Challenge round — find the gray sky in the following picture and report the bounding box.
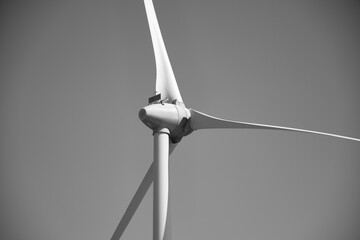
[1,0,360,239]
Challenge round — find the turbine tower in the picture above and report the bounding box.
[111,1,360,239]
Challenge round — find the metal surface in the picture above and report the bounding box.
[153,128,171,240]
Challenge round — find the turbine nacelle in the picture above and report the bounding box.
[139,103,193,143]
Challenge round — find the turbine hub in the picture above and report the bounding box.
[139,103,193,143]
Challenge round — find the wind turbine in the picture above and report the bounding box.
[111,0,360,239]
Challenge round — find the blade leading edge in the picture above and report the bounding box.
[190,109,360,142]
[144,0,183,103]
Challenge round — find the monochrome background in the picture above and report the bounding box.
[1,0,360,239]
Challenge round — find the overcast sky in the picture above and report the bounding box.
[1,0,360,239]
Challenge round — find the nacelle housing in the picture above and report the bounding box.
[139,103,193,143]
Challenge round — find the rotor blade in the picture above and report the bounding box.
[111,143,177,240]
[189,109,360,142]
[144,0,183,103]
[111,162,153,240]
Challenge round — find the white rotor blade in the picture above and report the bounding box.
[111,143,177,240]
[111,162,153,240]
[144,0,183,103]
[190,109,360,142]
